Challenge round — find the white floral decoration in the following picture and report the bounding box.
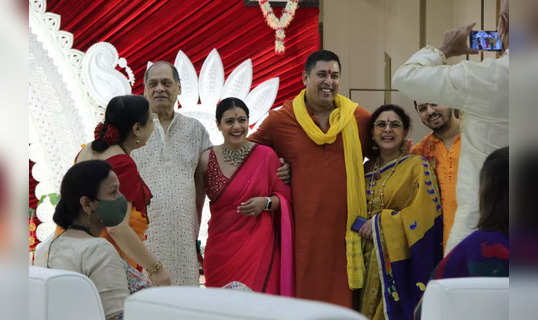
[258,0,300,54]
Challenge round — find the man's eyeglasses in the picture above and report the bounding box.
[374,120,403,129]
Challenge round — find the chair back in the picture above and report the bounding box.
[124,286,367,320]
[29,266,105,320]
[421,277,509,320]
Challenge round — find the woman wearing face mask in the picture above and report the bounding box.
[356,104,443,320]
[35,160,129,320]
[73,95,170,286]
[196,97,294,296]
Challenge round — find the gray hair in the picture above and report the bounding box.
[144,61,180,84]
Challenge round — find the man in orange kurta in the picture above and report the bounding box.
[410,101,461,251]
[249,50,370,308]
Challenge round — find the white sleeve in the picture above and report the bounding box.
[392,45,499,114]
[82,240,129,320]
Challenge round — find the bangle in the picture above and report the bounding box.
[146,261,163,275]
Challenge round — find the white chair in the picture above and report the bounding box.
[29,266,105,320]
[421,277,509,320]
[124,286,367,320]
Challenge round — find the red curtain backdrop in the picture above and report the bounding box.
[30,0,319,249]
[47,0,320,106]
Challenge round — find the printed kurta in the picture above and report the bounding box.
[249,100,370,308]
[132,112,211,285]
[411,133,461,251]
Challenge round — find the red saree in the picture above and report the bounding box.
[203,145,294,296]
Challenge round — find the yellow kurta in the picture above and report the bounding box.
[359,155,443,320]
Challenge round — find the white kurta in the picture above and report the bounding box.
[392,46,508,253]
[132,112,211,285]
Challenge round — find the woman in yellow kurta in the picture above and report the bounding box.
[357,105,443,320]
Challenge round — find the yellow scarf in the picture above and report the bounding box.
[292,89,367,289]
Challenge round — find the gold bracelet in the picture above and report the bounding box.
[146,261,163,275]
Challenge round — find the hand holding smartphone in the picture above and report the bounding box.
[351,217,368,232]
[469,30,503,51]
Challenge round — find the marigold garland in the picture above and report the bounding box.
[258,0,300,54]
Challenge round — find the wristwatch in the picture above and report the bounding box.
[264,197,272,211]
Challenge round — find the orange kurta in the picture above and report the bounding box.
[249,100,370,308]
[411,133,461,251]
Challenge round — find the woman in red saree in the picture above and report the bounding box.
[198,97,294,296]
[74,95,170,286]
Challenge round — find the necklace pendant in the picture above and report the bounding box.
[222,143,250,167]
[374,172,381,180]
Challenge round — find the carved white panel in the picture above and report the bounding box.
[82,42,132,107]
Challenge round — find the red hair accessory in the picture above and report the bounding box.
[94,122,120,145]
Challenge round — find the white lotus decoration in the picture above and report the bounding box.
[148,48,279,145]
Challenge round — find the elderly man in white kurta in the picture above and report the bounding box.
[392,2,509,253]
[132,61,211,285]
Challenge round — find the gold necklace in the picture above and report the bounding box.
[366,154,404,217]
[222,142,250,167]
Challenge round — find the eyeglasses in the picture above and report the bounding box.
[374,120,403,129]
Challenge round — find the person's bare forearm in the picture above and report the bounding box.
[194,167,206,225]
[107,223,158,269]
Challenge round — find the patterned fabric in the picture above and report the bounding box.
[132,112,211,286]
[120,259,152,293]
[411,133,461,251]
[432,230,509,279]
[360,155,443,320]
[222,281,253,292]
[205,148,229,201]
[393,46,508,253]
[414,230,508,320]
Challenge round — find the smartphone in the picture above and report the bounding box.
[351,217,368,232]
[469,30,503,51]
